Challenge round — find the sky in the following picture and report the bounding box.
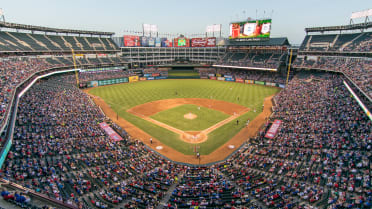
[1,0,371,44]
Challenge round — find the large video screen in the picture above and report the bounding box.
[229,19,271,40]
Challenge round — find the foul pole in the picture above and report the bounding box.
[286,49,293,86]
[71,48,80,88]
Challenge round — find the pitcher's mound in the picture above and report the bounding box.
[184,113,197,120]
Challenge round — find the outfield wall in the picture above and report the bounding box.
[84,74,286,88]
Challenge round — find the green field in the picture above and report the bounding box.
[167,70,200,78]
[150,104,229,131]
[89,79,280,155]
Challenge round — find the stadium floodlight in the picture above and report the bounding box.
[350,9,372,24]
[0,8,4,22]
[351,9,372,19]
[143,23,158,37]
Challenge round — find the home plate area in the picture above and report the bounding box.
[184,112,197,120]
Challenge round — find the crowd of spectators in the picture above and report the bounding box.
[1,75,186,209]
[1,70,369,209]
[342,32,372,52]
[299,32,372,53]
[293,56,372,98]
[216,52,285,70]
[0,57,57,125]
[216,68,287,84]
[78,69,135,83]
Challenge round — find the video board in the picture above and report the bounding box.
[229,19,271,40]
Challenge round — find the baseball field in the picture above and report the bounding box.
[87,79,279,163]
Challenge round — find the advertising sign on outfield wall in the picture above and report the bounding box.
[254,81,265,85]
[225,77,235,82]
[245,80,254,84]
[129,76,139,82]
[144,73,152,77]
[209,76,217,80]
[152,73,160,77]
[217,77,225,81]
[140,77,147,81]
[147,77,155,80]
[235,78,244,83]
[266,82,276,86]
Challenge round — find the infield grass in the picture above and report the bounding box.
[150,104,230,131]
[89,79,280,155]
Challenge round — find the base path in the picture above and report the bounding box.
[85,90,275,165]
[127,98,250,143]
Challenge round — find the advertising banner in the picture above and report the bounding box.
[152,73,160,77]
[88,81,99,87]
[140,36,149,47]
[217,77,225,81]
[122,77,129,83]
[191,38,207,47]
[147,77,155,80]
[266,82,276,86]
[140,77,147,81]
[124,35,140,47]
[225,77,235,82]
[155,76,167,80]
[224,75,233,78]
[174,38,190,47]
[200,76,208,79]
[209,76,217,80]
[191,37,216,47]
[161,38,168,47]
[265,120,282,139]
[229,19,271,40]
[99,122,123,142]
[144,73,152,77]
[245,80,254,84]
[208,74,215,77]
[279,84,285,88]
[148,37,156,47]
[206,37,216,47]
[155,38,161,47]
[235,78,244,83]
[216,73,222,77]
[129,76,139,82]
[254,81,265,85]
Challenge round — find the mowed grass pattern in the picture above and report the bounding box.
[89,79,280,155]
[150,104,230,131]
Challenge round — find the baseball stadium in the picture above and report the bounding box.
[0,2,371,209]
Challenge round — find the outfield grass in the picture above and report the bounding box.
[168,70,200,78]
[89,79,280,155]
[150,104,230,131]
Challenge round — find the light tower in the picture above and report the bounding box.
[0,8,5,22]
